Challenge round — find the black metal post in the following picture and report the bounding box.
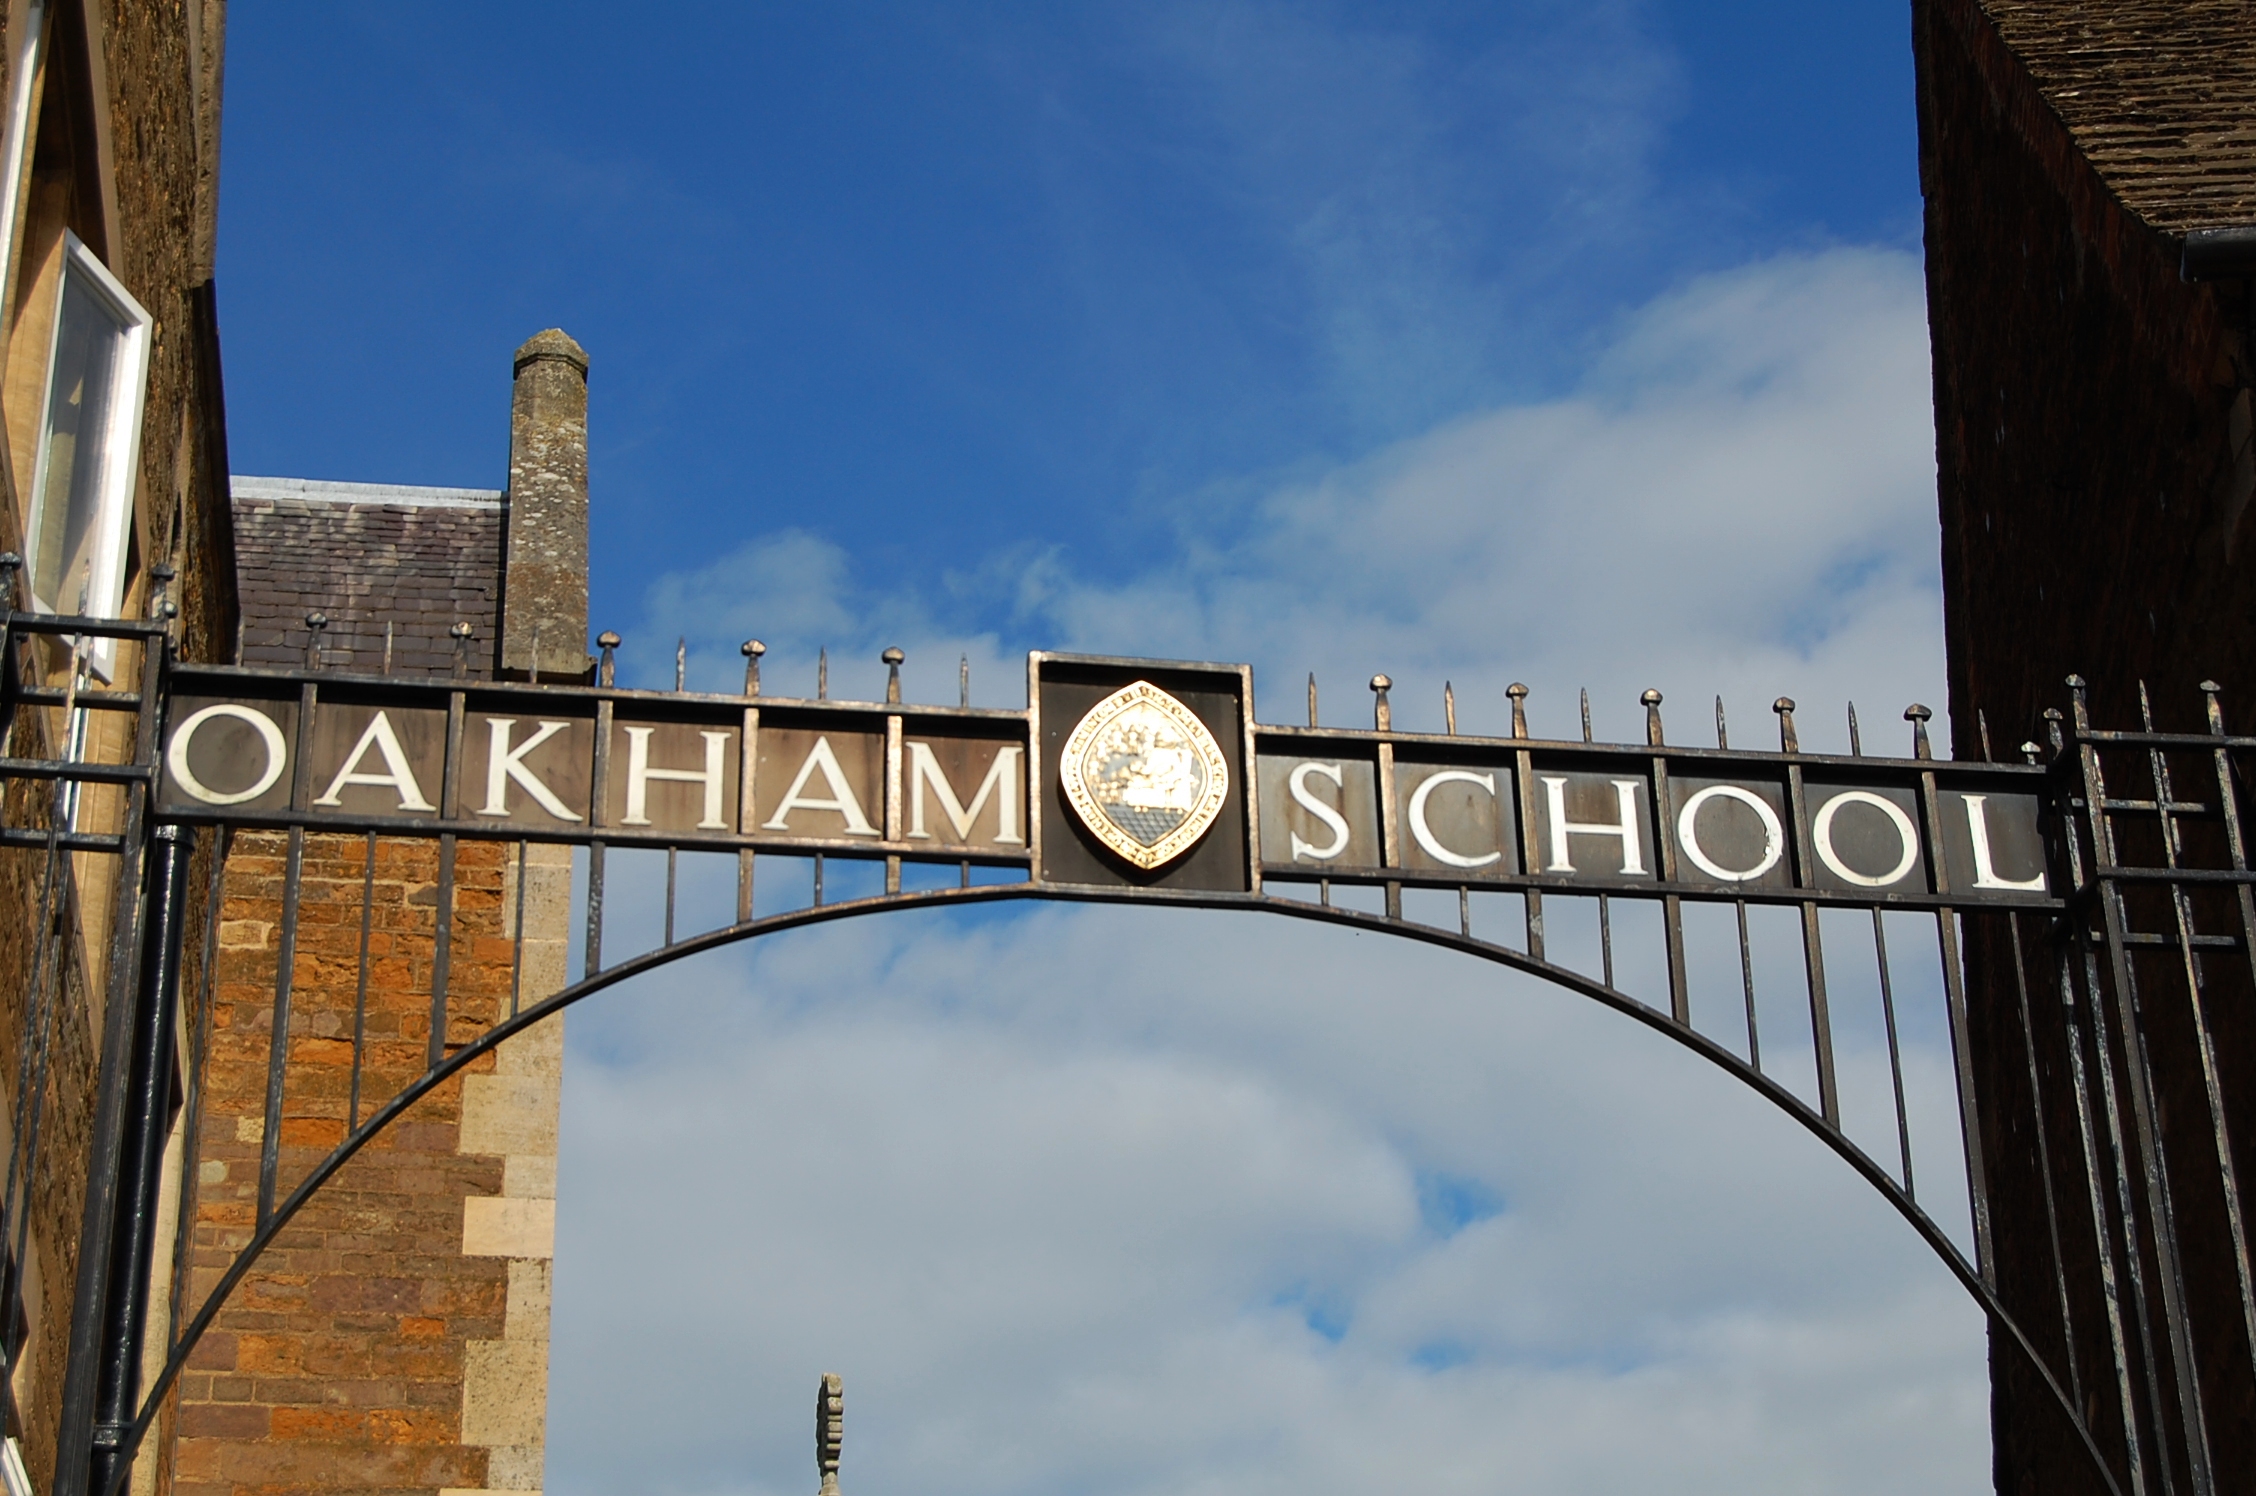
[86,824,190,1495]
[51,636,165,1496]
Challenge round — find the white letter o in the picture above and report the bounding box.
[1676,785,1784,882]
[167,704,288,806]
[1812,791,1921,887]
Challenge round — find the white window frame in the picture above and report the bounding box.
[0,0,49,300]
[26,229,152,679]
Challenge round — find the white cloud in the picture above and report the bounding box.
[550,909,1985,1496]
[637,246,1942,750]
[555,245,1983,1495]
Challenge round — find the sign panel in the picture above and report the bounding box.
[901,732,1025,851]
[1034,656,1251,891]
[1396,760,1519,874]
[462,713,597,827]
[155,656,2055,906]
[1255,753,1379,869]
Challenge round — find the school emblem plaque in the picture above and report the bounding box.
[1059,681,1231,869]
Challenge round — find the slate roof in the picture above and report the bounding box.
[230,476,503,678]
[1982,0,2256,233]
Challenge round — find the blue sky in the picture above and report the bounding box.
[218,6,1981,1495]
[219,1,1918,637]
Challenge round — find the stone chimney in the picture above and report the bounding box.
[500,328,591,679]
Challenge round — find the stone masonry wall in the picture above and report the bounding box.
[172,831,568,1496]
[0,0,231,1487]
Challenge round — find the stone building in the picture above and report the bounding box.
[169,333,590,1496]
[1914,2,2256,1491]
[0,0,234,1492]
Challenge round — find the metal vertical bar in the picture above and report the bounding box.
[258,830,303,1226]
[738,703,760,925]
[1872,909,1913,1194]
[664,846,678,948]
[1736,899,1761,1071]
[253,677,319,1232]
[2009,909,2085,1416]
[586,843,608,975]
[1935,910,2000,1279]
[1777,699,1839,1127]
[1647,692,1690,1022]
[885,712,903,895]
[88,823,191,1494]
[1509,684,1543,961]
[586,694,614,976]
[1916,741,1993,1279]
[1374,677,1401,921]
[1581,690,1614,987]
[427,687,468,1068]
[2201,679,2256,1001]
[2142,688,2256,1374]
[1599,898,1615,991]
[428,836,457,1069]
[53,629,165,1496]
[348,831,375,1128]
[2051,731,2155,1495]
[2074,679,2214,1491]
[2082,930,2179,1496]
[509,839,529,1018]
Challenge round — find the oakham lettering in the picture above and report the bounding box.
[314,711,436,812]
[150,657,2051,905]
[1285,761,1351,862]
[622,725,732,829]
[480,718,581,821]
[763,736,879,836]
[905,741,1022,844]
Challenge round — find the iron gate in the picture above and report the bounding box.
[0,594,2249,1496]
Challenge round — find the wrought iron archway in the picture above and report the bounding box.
[5,602,2251,1496]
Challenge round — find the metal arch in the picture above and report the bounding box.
[109,881,2122,1496]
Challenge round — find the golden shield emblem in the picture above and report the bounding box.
[1060,681,1230,869]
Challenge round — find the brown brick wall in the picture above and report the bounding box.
[1916,2,2256,1491]
[1920,0,2250,747]
[175,831,550,1496]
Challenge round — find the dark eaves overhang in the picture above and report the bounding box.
[2183,225,2256,282]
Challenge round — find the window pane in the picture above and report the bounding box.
[32,268,123,612]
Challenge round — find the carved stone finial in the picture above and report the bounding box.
[816,1373,844,1496]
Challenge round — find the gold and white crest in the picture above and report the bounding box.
[1059,681,1230,869]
